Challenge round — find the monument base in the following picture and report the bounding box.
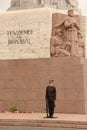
[0,57,87,114]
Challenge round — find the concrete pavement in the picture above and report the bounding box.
[0,113,87,129]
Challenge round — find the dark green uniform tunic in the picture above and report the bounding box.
[45,86,56,118]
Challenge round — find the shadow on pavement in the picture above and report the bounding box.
[43,117,58,119]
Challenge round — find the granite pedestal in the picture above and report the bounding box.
[0,57,86,114]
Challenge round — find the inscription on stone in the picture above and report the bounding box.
[7,30,33,45]
[0,8,51,59]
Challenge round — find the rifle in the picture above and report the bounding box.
[46,100,49,118]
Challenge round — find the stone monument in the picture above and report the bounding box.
[0,0,87,114]
[8,0,79,10]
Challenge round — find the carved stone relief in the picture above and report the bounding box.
[51,9,85,57]
[8,0,79,11]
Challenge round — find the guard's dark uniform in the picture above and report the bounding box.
[45,85,56,118]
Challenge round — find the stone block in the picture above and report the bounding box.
[0,8,54,59]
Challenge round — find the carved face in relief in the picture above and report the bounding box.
[68,9,74,17]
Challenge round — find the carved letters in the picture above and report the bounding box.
[7,30,33,45]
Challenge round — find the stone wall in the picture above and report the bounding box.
[0,8,53,59]
[0,8,86,59]
[0,57,86,114]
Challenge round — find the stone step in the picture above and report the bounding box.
[0,119,87,129]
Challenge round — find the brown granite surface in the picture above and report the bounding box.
[0,57,86,114]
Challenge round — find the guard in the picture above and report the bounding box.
[45,80,56,118]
